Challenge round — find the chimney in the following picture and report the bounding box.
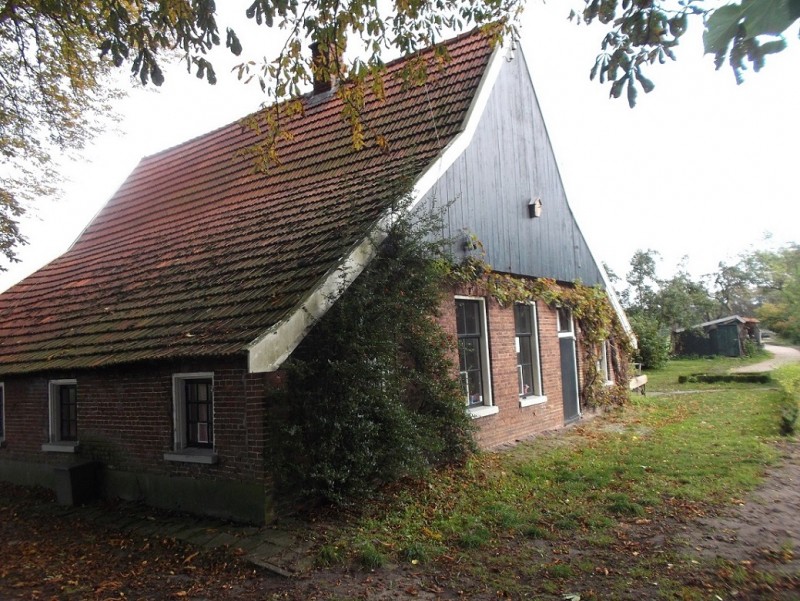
[310,39,344,95]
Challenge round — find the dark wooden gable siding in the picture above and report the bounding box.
[423,48,603,285]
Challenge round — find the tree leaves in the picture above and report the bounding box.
[583,0,695,106]
[704,0,799,82]
[583,0,798,103]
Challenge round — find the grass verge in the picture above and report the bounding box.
[315,357,787,599]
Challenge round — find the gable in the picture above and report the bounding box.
[421,48,604,286]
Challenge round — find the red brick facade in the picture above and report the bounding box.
[0,357,275,479]
[441,284,611,449]
[0,286,621,521]
[0,356,285,521]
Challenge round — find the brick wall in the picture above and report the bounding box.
[442,283,580,449]
[0,356,278,484]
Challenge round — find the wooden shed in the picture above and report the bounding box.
[672,316,761,357]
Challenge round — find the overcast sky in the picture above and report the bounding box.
[1,4,797,293]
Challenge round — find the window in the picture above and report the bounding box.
[185,379,213,448]
[515,303,546,407]
[0,382,4,442]
[44,379,79,452]
[165,373,218,464]
[598,341,613,384]
[557,307,573,334]
[455,298,496,417]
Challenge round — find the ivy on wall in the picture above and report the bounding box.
[447,252,634,408]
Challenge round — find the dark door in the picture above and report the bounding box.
[718,325,741,356]
[557,308,580,423]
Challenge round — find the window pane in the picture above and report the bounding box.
[517,334,533,396]
[462,365,482,406]
[459,338,481,371]
[458,337,483,405]
[196,423,209,444]
[514,304,531,335]
[456,300,467,335]
[185,379,213,448]
[456,300,481,336]
[456,300,487,406]
[558,308,572,333]
[59,384,78,442]
[519,364,534,396]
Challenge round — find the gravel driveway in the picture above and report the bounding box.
[730,344,800,373]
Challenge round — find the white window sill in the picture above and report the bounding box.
[42,441,80,453]
[164,449,218,464]
[603,380,615,387]
[519,395,548,408]
[468,405,499,419]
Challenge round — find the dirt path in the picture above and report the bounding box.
[680,439,800,587]
[731,344,800,373]
[681,345,800,593]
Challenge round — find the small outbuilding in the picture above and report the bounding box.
[672,315,761,358]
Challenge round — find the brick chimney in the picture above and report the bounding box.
[310,39,344,95]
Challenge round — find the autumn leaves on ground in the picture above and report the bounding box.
[2,355,799,600]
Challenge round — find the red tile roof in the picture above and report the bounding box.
[0,28,497,375]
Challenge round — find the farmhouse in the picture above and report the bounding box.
[0,28,631,523]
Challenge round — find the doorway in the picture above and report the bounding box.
[557,307,580,423]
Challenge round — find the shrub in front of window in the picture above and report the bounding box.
[271,204,474,505]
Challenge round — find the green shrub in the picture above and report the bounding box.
[316,544,343,567]
[680,373,771,384]
[270,204,474,505]
[402,541,435,564]
[457,526,491,549]
[781,405,799,436]
[605,493,645,517]
[629,314,670,369]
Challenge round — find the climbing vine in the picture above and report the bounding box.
[447,251,634,409]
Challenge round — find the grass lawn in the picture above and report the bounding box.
[314,353,793,599]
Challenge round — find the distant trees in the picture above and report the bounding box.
[724,244,800,343]
[615,242,800,364]
[621,249,715,331]
[616,250,715,368]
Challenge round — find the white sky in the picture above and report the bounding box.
[1,3,798,292]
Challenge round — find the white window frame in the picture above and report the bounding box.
[515,302,548,408]
[455,296,497,419]
[557,306,574,335]
[557,307,582,420]
[164,372,218,464]
[598,341,614,385]
[0,382,5,443]
[42,379,79,453]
